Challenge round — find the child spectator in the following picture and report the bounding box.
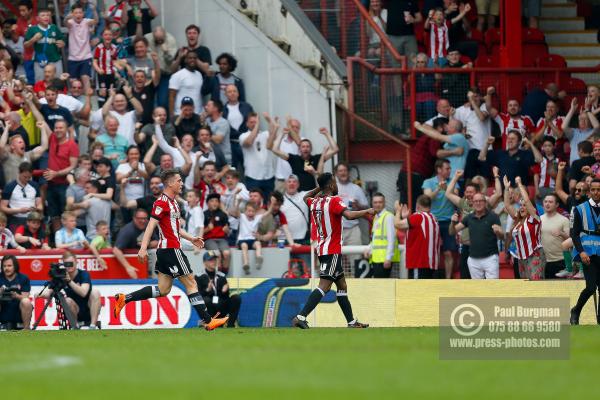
[65,2,97,91]
[424,4,470,66]
[181,189,204,251]
[533,136,559,202]
[93,28,119,105]
[14,211,50,250]
[231,201,263,275]
[24,8,65,82]
[55,211,87,249]
[0,212,26,252]
[203,193,231,273]
[90,220,111,251]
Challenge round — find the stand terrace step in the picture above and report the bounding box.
[565,56,600,68]
[541,3,577,18]
[540,17,585,31]
[549,44,600,58]
[545,30,598,45]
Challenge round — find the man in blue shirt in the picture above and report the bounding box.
[422,158,458,278]
[0,255,33,330]
[478,130,542,185]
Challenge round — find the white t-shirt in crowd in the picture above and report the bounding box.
[226,103,243,131]
[181,203,204,249]
[169,68,203,115]
[238,213,263,241]
[40,93,84,114]
[454,102,491,151]
[239,130,276,180]
[276,134,300,180]
[337,179,368,229]
[540,212,570,262]
[110,110,137,145]
[281,190,309,240]
[222,182,250,231]
[115,162,146,200]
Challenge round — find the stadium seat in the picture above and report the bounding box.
[484,28,501,50]
[522,43,549,62]
[537,54,567,68]
[522,27,546,44]
[474,54,499,68]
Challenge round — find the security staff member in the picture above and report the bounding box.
[195,251,241,327]
[364,193,399,278]
[0,255,33,330]
[570,178,600,325]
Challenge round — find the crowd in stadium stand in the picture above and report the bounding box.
[0,0,597,287]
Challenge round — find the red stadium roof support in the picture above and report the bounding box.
[500,0,522,68]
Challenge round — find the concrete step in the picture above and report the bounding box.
[549,44,600,57]
[540,17,585,31]
[565,56,600,67]
[541,3,577,18]
[543,0,571,4]
[545,30,598,45]
[571,72,600,84]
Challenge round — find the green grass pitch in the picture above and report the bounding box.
[2,327,599,399]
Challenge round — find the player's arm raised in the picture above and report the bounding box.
[138,218,159,263]
[343,207,375,220]
[303,186,321,205]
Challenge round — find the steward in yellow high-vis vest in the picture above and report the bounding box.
[368,194,399,278]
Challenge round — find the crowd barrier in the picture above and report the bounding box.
[28,278,594,330]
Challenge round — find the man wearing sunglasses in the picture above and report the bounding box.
[0,161,42,230]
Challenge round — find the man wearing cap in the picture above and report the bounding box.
[173,96,202,141]
[0,162,43,230]
[195,250,241,327]
[169,51,203,117]
[203,193,231,273]
[14,211,50,250]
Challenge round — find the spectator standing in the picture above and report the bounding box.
[124,37,158,81]
[522,83,562,124]
[223,84,254,173]
[532,136,559,202]
[93,28,119,106]
[240,112,277,197]
[221,170,249,244]
[0,162,42,228]
[137,107,175,163]
[77,180,112,241]
[563,98,600,165]
[173,96,202,140]
[422,159,457,278]
[394,196,440,279]
[195,251,242,327]
[539,193,570,279]
[64,2,97,91]
[15,0,38,84]
[24,8,65,82]
[125,0,158,37]
[281,174,309,244]
[257,192,295,247]
[209,53,245,104]
[488,97,536,150]
[423,5,470,66]
[96,115,129,167]
[145,26,178,110]
[169,52,203,117]
[230,201,264,274]
[335,162,369,252]
[0,212,26,252]
[54,211,87,250]
[130,55,161,125]
[116,145,148,222]
[120,175,164,216]
[0,119,48,184]
[503,176,545,280]
[90,220,111,253]
[170,24,212,76]
[65,167,91,233]
[385,0,422,60]
[455,87,491,179]
[450,192,504,279]
[14,211,50,250]
[532,99,566,161]
[476,0,499,31]
[414,119,468,175]
[364,193,399,278]
[102,86,144,145]
[181,189,204,250]
[269,127,338,192]
[205,99,232,165]
[425,98,452,126]
[479,131,543,185]
[568,141,595,190]
[203,193,231,274]
[439,48,471,108]
[274,118,301,192]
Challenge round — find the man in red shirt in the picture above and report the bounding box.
[113,169,228,330]
[394,195,440,279]
[44,119,78,231]
[293,173,373,329]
